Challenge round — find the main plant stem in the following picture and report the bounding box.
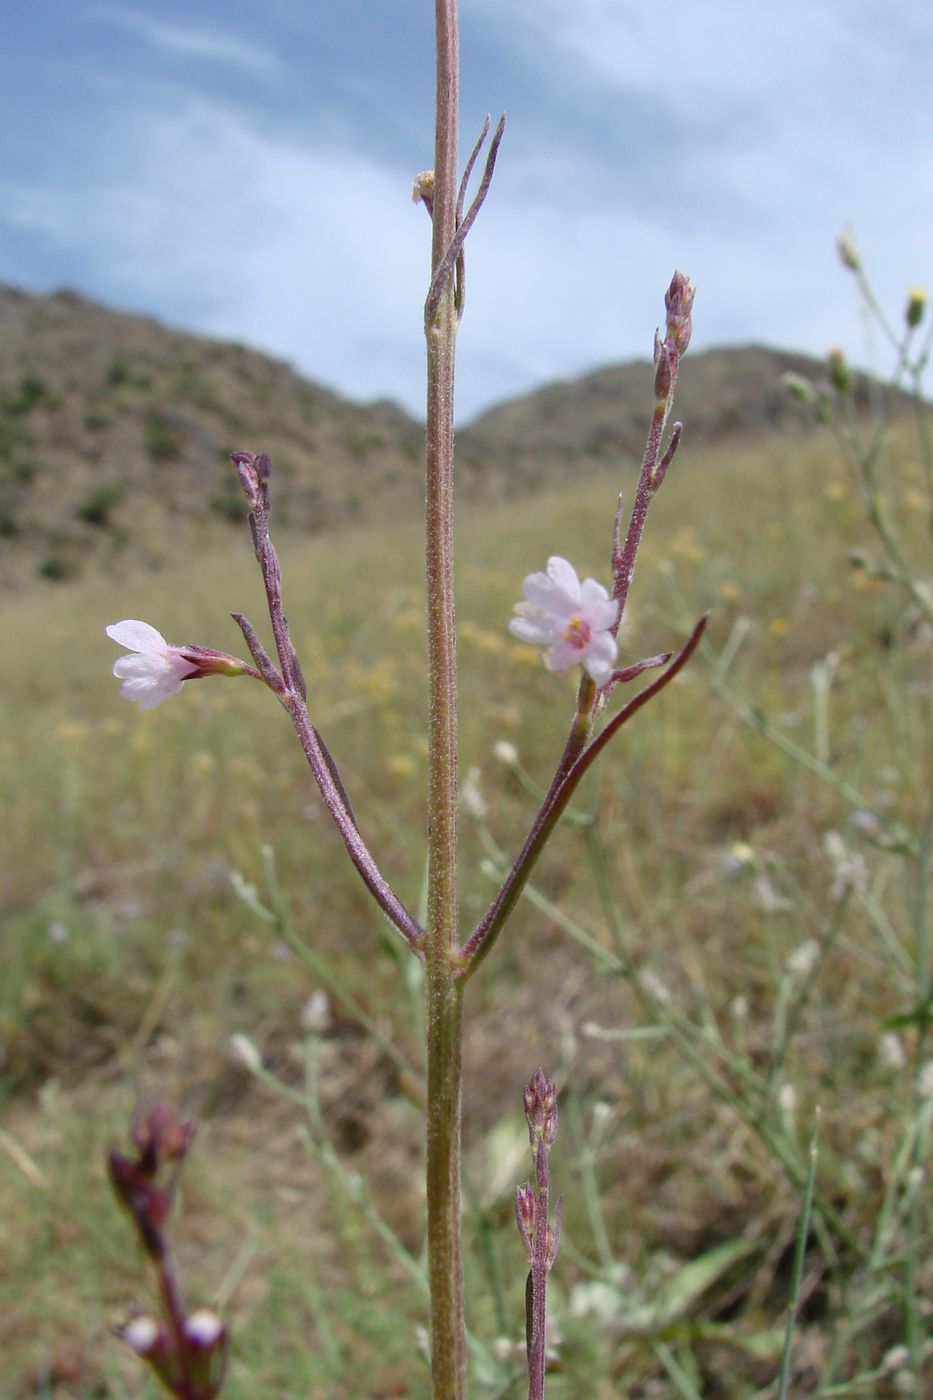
[424,2,465,1395]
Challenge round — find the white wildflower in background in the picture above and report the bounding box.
[850,808,882,840]
[878,1032,907,1072]
[300,990,331,1034]
[882,1345,910,1375]
[492,739,519,767]
[509,556,619,685]
[918,1060,933,1101]
[721,841,756,878]
[787,939,820,979]
[461,766,488,820]
[778,1082,797,1118]
[639,968,672,1006]
[823,829,868,900]
[229,1033,262,1074]
[106,620,200,710]
[753,873,791,913]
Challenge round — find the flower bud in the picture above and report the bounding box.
[653,340,674,403]
[515,1182,537,1259]
[118,1315,179,1391]
[120,1315,163,1357]
[782,372,817,403]
[905,286,927,329]
[664,270,695,356]
[180,645,254,680]
[231,450,262,506]
[412,169,435,216]
[836,233,861,272]
[182,1309,229,1396]
[827,346,851,394]
[523,1068,559,1150]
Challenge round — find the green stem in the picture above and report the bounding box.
[424,2,465,1393]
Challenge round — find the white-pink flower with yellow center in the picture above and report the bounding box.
[106,620,201,710]
[509,556,619,686]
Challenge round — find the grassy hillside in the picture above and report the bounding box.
[0,282,860,591]
[455,343,824,494]
[1,381,930,1395]
[0,284,423,588]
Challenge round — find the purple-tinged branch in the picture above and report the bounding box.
[285,698,424,950]
[458,616,707,974]
[230,612,285,694]
[611,399,679,628]
[230,452,423,953]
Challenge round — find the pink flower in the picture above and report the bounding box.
[509,557,619,686]
[106,620,200,710]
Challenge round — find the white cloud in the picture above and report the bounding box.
[1,97,433,409]
[90,5,282,75]
[3,4,931,419]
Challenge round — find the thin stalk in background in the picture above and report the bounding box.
[516,1071,561,1400]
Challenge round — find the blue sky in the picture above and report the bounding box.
[3,1,931,419]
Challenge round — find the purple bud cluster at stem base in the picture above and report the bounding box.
[109,1107,228,1400]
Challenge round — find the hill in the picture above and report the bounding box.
[455,344,823,492]
[0,283,838,587]
[0,284,423,587]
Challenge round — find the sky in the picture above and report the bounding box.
[3,1,931,421]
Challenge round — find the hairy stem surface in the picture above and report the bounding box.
[424,2,465,1394]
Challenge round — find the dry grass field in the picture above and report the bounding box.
[1,399,930,1395]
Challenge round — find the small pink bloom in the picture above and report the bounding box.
[509,557,618,686]
[106,620,200,710]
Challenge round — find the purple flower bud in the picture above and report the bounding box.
[654,341,675,403]
[523,1069,559,1149]
[182,1309,229,1397]
[515,1183,537,1260]
[664,271,695,357]
[231,450,262,505]
[120,1315,163,1358]
[117,1315,179,1391]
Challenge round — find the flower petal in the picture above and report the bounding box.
[583,632,618,686]
[546,556,583,604]
[521,569,561,612]
[106,620,168,654]
[509,613,557,645]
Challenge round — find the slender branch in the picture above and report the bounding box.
[612,405,679,625]
[456,116,491,225]
[286,696,425,950]
[458,616,707,973]
[231,453,424,951]
[230,611,285,693]
[425,113,506,327]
